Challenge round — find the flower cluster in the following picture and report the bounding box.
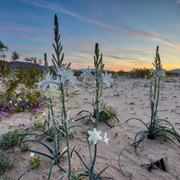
[0,92,46,119]
[38,66,77,91]
[88,128,109,145]
[81,69,113,87]
[101,71,113,87]
[150,69,166,77]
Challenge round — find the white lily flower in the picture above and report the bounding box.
[55,66,76,84]
[88,128,103,145]
[30,153,35,158]
[102,133,109,145]
[157,69,166,77]
[81,68,94,81]
[37,72,59,90]
[150,68,166,77]
[101,71,113,87]
[69,74,77,85]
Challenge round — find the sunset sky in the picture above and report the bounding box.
[0,0,180,71]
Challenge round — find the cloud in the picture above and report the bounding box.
[20,0,177,47]
[124,27,176,47]
[0,21,52,32]
[20,34,51,43]
[104,54,147,63]
[176,0,180,3]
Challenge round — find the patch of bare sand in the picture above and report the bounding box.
[1,77,180,180]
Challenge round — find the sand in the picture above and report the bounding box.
[0,76,180,180]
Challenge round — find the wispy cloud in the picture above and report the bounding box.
[124,27,176,47]
[176,0,180,3]
[20,0,177,47]
[20,34,51,43]
[0,21,52,32]
[104,54,147,63]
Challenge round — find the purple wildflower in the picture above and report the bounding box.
[9,106,14,111]
[40,102,46,110]
[10,96,13,100]
[30,103,33,107]
[35,108,40,113]
[7,114,12,119]
[18,123,26,127]
[26,105,29,109]
[0,107,4,111]
[41,102,46,106]
[20,102,25,106]
[6,102,9,105]
[0,111,4,115]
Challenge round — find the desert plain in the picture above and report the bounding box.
[0,76,180,180]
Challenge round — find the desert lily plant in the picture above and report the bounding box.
[76,43,119,128]
[19,14,109,180]
[19,14,78,179]
[118,46,180,175]
[73,43,112,179]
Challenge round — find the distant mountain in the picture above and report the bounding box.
[170,69,180,74]
[1,60,180,74]
[74,68,96,72]
[0,60,45,71]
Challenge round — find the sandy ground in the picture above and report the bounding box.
[0,76,180,180]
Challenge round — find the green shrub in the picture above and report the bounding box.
[0,130,25,150]
[0,149,12,176]
[0,61,12,78]
[99,105,118,121]
[2,63,42,98]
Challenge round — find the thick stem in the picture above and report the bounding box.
[60,82,71,178]
[49,97,59,163]
[95,71,100,129]
[154,77,160,116]
[89,144,97,180]
[89,70,100,180]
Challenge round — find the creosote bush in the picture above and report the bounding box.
[0,61,12,78]
[2,63,42,98]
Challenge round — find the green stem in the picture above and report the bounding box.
[150,87,154,131]
[60,81,71,178]
[154,76,160,117]
[89,144,97,180]
[49,97,59,163]
[95,71,100,129]
[89,69,100,180]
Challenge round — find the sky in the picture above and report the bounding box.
[0,0,180,71]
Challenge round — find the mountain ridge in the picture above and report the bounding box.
[0,60,180,73]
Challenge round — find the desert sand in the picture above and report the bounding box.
[0,76,180,180]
